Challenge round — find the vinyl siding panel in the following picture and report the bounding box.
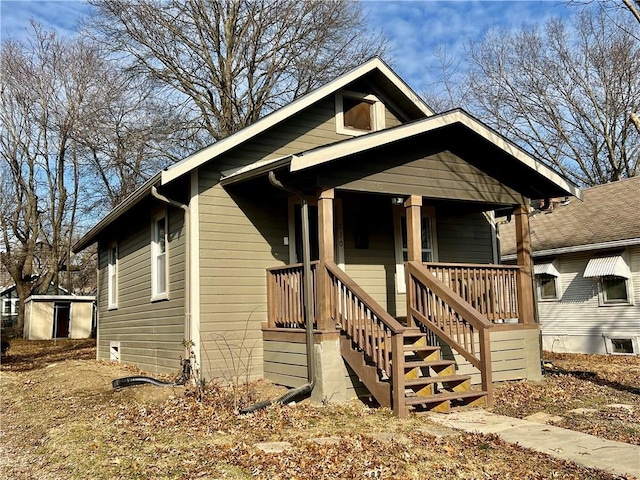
[323,151,524,204]
[441,328,542,383]
[197,172,289,381]
[437,212,494,264]
[96,205,186,374]
[537,246,640,354]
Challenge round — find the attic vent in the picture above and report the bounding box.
[335,91,385,136]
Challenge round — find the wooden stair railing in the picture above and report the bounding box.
[325,262,408,418]
[406,261,494,407]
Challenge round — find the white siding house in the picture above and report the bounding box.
[500,177,640,355]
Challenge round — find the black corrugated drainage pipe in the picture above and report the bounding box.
[239,171,316,415]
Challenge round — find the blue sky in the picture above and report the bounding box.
[0,0,575,92]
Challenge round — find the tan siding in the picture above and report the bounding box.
[197,171,289,381]
[538,246,640,354]
[25,301,53,340]
[325,151,524,204]
[442,328,542,384]
[437,212,494,264]
[70,302,93,338]
[342,195,397,313]
[96,205,186,374]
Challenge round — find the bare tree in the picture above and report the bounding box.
[0,24,173,333]
[426,8,639,186]
[86,0,389,142]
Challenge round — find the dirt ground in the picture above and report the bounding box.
[1,339,637,480]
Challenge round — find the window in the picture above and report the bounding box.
[603,335,638,355]
[536,274,558,300]
[2,298,18,316]
[335,91,385,136]
[393,206,437,293]
[107,242,118,309]
[601,276,629,304]
[583,253,632,306]
[151,212,169,300]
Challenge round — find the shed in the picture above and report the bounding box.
[24,295,96,340]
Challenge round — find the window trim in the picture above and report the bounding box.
[598,275,632,306]
[107,242,118,310]
[535,273,560,301]
[335,90,385,136]
[151,211,169,301]
[393,205,438,294]
[603,334,639,355]
[2,298,18,316]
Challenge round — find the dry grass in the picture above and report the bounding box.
[1,340,637,479]
[493,352,640,445]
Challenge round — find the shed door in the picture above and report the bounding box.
[53,302,71,338]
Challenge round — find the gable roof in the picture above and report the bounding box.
[73,58,432,252]
[222,109,582,202]
[160,57,433,186]
[500,176,640,258]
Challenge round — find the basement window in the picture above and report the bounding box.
[110,341,121,362]
[335,91,385,136]
[603,335,638,355]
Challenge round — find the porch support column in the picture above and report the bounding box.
[317,187,335,331]
[514,204,535,324]
[404,195,422,262]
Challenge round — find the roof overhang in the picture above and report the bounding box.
[72,173,161,252]
[25,295,96,302]
[162,57,433,187]
[289,109,582,201]
[501,237,640,261]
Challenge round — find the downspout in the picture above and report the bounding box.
[151,186,191,364]
[239,170,316,413]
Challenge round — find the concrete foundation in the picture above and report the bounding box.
[310,338,350,404]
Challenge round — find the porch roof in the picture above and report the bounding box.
[221,109,582,202]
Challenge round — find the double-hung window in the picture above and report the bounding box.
[107,242,118,309]
[151,212,169,300]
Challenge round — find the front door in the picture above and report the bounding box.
[53,302,71,338]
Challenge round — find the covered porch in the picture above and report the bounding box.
[220,110,580,417]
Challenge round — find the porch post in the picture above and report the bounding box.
[404,195,422,262]
[317,187,335,331]
[514,204,535,324]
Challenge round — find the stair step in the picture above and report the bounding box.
[404,390,487,406]
[403,359,455,369]
[403,344,440,353]
[402,328,426,338]
[404,375,471,387]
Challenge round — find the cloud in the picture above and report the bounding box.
[1,0,92,40]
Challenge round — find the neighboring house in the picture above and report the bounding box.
[500,177,640,356]
[1,284,20,329]
[73,58,581,416]
[23,295,96,340]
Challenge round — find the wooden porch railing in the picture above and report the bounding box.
[424,262,521,323]
[407,261,494,407]
[325,262,407,417]
[266,261,318,329]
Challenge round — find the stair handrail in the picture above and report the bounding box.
[406,261,493,407]
[325,262,407,417]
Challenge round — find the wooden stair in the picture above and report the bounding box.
[341,327,487,414]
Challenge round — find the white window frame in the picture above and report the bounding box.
[151,211,169,301]
[110,341,121,362]
[535,274,560,301]
[393,205,438,294]
[598,275,633,306]
[107,242,118,310]
[2,298,18,316]
[603,334,639,355]
[335,90,385,136]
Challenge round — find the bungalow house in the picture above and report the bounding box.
[73,58,581,417]
[499,177,640,356]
